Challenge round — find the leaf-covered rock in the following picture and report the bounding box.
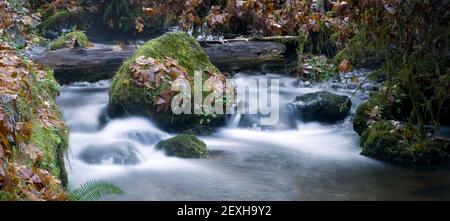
[109,32,233,132]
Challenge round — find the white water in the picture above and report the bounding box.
[57,73,450,200]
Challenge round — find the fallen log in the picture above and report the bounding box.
[34,40,287,84]
[202,41,286,71]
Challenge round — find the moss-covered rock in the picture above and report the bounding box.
[109,32,232,132]
[353,84,412,136]
[360,120,450,166]
[49,30,91,50]
[353,102,372,135]
[155,134,208,158]
[290,91,351,122]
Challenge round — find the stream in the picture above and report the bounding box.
[57,72,450,201]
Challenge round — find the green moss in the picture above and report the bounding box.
[361,121,403,160]
[155,134,208,158]
[131,32,219,76]
[360,120,450,166]
[109,32,228,131]
[353,102,371,135]
[10,69,69,187]
[49,30,90,51]
[40,9,88,33]
[300,55,335,82]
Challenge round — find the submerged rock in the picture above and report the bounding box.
[79,141,142,165]
[109,32,233,132]
[121,130,165,145]
[155,134,208,158]
[289,91,351,122]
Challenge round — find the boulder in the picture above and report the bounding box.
[109,32,232,132]
[360,120,450,166]
[290,91,351,122]
[353,102,372,135]
[155,134,208,158]
[79,141,142,165]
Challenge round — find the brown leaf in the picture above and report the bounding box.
[338,59,352,72]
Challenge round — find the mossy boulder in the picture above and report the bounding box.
[155,134,208,158]
[290,91,351,122]
[49,30,91,51]
[109,32,232,132]
[353,102,372,135]
[353,86,411,136]
[360,120,450,166]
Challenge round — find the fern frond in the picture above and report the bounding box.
[68,180,124,201]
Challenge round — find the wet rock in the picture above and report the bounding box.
[362,83,376,91]
[347,83,358,90]
[290,91,352,122]
[155,134,208,158]
[79,141,142,165]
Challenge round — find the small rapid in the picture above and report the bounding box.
[57,72,450,200]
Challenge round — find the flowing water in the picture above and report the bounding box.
[57,73,450,201]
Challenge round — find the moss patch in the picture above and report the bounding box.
[40,8,89,35]
[49,30,90,50]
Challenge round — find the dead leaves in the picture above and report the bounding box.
[0,43,66,200]
[338,59,352,72]
[130,56,190,112]
[135,17,144,33]
[14,165,65,201]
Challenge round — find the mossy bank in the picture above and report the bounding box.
[0,45,68,200]
[353,85,450,167]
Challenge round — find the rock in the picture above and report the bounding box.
[155,134,208,158]
[353,102,372,135]
[362,83,375,91]
[347,83,358,90]
[109,32,232,132]
[360,120,450,166]
[290,91,352,122]
[79,141,142,165]
[360,121,402,160]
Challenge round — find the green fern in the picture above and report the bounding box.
[68,180,124,201]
